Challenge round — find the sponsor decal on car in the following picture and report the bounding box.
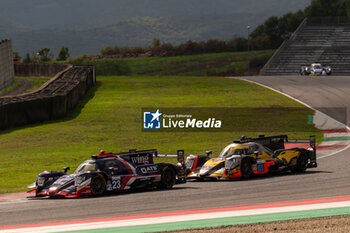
[257,163,265,173]
[131,155,151,164]
[140,165,158,174]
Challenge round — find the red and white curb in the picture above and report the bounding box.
[1,196,350,233]
[312,111,350,157]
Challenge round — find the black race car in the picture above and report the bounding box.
[27,149,186,198]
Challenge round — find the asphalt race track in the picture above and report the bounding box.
[1,75,350,226]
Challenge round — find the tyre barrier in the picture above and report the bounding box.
[0,64,95,130]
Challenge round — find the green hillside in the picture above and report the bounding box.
[1,0,310,56]
[68,50,275,76]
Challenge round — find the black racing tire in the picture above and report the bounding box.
[90,174,106,196]
[291,152,308,173]
[240,158,253,179]
[158,166,176,189]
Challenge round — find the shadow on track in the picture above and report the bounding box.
[27,185,199,201]
[187,170,333,183]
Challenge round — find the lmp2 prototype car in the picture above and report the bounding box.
[300,63,331,76]
[27,149,186,198]
[185,135,317,180]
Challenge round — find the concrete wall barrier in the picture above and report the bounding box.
[0,64,95,130]
[0,40,14,90]
[14,63,70,77]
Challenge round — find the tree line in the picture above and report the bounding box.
[13,46,70,63]
[99,0,350,57]
[100,37,270,57]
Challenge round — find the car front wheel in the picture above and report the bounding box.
[240,158,253,179]
[90,174,106,196]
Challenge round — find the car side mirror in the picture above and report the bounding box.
[108,167,115,175]
[206,150,212,158]
[63,167,70,173]
[177,150,185,165]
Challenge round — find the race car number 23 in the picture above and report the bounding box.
[112,180,121,190]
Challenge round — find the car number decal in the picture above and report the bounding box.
[257,163,265,173]
[112,180,121,190]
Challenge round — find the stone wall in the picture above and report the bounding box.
[0,40,14,90]
[14,63,70,77]
[0,64,95,130]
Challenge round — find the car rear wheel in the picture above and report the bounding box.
[240,158,253,179]
[91,174,106,196]
[158,166,176,189]
[291,153,308,173]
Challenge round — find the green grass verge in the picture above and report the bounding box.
[0,76,322,194]
[66,50,275,76]
[16,76,51,92]
[0,80,19,94]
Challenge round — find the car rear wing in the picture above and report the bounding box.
[115,149,158,165]
[154,150,186,165]
[234,135,317,166]
[234,135,288,151]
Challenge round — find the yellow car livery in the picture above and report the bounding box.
[185,135,317,180]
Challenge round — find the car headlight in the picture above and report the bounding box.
[37,177,46,187]
[49,186,58,192]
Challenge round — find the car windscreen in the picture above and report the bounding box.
[74,160,97,174]
[313,65,322,69]
[219,147,247,158]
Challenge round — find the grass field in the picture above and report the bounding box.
[0,76,322,194]
[68,50,275,76]
[0,76,50,96]
[0,80,19,94]
[16,76,51,92]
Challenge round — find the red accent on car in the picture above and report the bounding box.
[117,158,133,174]
[75,185,92,197]
[26,189,36,194]
[97,150,117,158]
[230,171,241,178]
[120,176,132,189]
[115,149,157,155]
[191,156,198,172]
[56,192,79,198]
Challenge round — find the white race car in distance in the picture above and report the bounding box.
[300,63,332,76]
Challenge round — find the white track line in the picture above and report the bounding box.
[4,201,350,233]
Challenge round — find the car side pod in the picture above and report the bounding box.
[176,150,187,184]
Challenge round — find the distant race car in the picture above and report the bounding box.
[27,149,186,198]
[185,135,317,180]
[300,63,332,76]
